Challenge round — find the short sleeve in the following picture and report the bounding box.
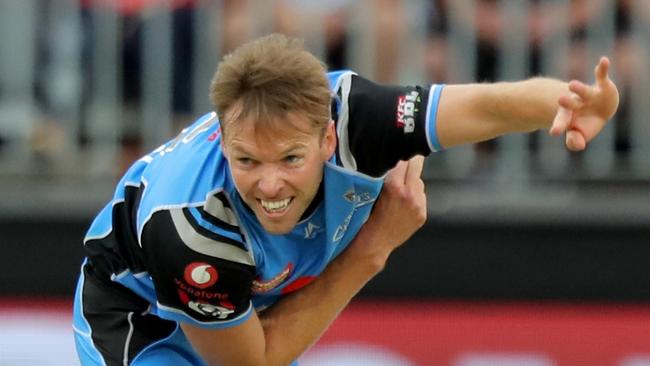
[331,72,444,177]
[140,203,256,329]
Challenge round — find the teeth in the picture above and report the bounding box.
[260,198,291,212]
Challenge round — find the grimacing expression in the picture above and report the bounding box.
[221,111,336,235]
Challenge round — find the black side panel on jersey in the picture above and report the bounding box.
[81,263,177,366]
[141,210,256,324]
[347,75,432,177]
[84,185,146,280]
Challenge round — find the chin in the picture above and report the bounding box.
[254,213,297,235]
[260,222,295,235]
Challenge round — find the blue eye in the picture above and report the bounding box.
[284,155,301,164]
[237,157,253,166]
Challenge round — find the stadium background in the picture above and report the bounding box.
[1,0,649,365]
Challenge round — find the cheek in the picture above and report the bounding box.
[295,160,324,187]
[230,169,255,194]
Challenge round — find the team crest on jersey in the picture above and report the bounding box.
[343,189,376,208]
[333,189,377,242]
[396,91,420,133]
[252,263,293,294]
[184,262,219,289]
[304,221,324,239]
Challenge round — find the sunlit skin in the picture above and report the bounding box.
[221,110,336,234]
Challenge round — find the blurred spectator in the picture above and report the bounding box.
[274,0,352,71]
[425,0,642,152]
[274,0,406,83]
[79,0,197,154]
[221,0,405,83]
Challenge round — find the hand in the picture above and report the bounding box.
[350,155,427,266]
[549,56,620,151]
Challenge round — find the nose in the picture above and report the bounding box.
[257,166,284,197]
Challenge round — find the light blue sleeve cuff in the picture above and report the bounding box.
[425,84,445,152]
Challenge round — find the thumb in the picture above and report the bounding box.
[549,106,572,136]
[566,130,586,151]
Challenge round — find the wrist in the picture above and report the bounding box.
[342,228,391,276]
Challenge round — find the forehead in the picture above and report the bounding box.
[225,111,318,151]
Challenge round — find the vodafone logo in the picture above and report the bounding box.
[184,262,218,289]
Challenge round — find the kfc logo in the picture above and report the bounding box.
[396,91,419,133]
[184,262,218,289]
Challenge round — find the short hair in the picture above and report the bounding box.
[210,34,331,138]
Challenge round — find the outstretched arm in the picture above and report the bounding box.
[331,57,618,177]
[182,157,427,366]
[437,57,619,151]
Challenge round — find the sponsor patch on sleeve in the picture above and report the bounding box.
[396,91,420,133]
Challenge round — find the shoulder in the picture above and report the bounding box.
[140,186,256,328]
[136,112,232,235]
[327,70,357,93]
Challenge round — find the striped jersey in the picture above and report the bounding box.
[81,71,444,329]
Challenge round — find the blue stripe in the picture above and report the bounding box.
[130,325,205,366]
[112,270,158,306]
[84,201,115,241]
[327,70,352,90]
[187,206,244,243]
[427,84,445,152]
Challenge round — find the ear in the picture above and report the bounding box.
[321,120,337,160]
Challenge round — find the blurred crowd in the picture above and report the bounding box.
[1,0,648,170]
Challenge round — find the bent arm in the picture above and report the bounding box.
[182,242,383,366]
[336,57,617,177]
[181,157,428,366]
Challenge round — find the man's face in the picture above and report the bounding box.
[222,111,336,235]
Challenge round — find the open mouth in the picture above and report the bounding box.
[259,197,294,214]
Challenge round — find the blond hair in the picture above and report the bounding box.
[210,34,331,138]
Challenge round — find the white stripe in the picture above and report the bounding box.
[110,269,149,281]
[217,190,256,258]
[170,208,255,266]
[72,324,91,338]
[83,198,125,244]
[138,155,154,164]
[136,174,206,246]
[203,189,239,226]
[425,84,437,152]
[83,228,113,245]
[123,312,135,366]
[335,72,358,170]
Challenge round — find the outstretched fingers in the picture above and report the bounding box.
[595,56,611,87]
[568,80,593,102]
[551,56,618,151]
